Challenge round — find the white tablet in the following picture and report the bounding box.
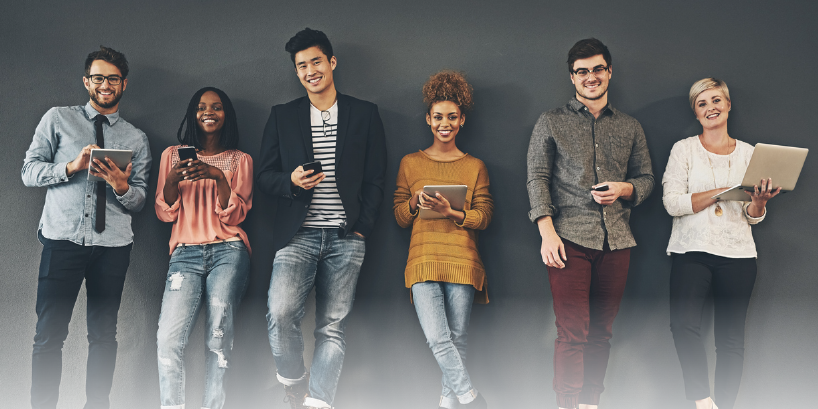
[712,143,808,201]
[87,149,133,182]
[419,185,468,219]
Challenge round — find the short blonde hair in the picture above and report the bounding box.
[689,78,730,110]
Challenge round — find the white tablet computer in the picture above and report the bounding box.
[712,143,808,201]
[87,149,133,182]
[419,185,468,219]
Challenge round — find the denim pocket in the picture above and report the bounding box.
[225,240,246,251]
[348,233,366,242]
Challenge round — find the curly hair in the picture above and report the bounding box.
[422,71,474,112]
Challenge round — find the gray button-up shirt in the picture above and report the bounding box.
[22,102,152,247]
[527,97,654,250]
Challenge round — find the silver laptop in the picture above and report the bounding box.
[419,185,468,219]
[712,143,808,201]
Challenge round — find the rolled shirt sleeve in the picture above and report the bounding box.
[526,113,559,222]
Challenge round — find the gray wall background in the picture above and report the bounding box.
[2,1,816,408]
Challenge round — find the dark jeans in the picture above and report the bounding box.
[548,239,630,409]
[670,252,757,409]
[31,231,132,409]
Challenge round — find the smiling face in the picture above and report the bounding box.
[196,91,225,137]
[694,88,731,130]
[83,60,127,114]
[294,46,337,96]
[426,101,464,145]
[570,54,611,103]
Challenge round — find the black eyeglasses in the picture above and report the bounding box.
[321,110,332,137]
[86,74,123,85]
[572,65,608,79]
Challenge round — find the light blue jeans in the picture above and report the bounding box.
[412,281,478,409]
[156,241,250,409]
[267,227,366,407]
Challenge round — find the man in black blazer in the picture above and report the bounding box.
[256,28,386,409]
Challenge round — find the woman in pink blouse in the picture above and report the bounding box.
[154,87,253,409]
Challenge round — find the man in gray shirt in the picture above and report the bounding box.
[526,38,653,409]
[22,46,151,409]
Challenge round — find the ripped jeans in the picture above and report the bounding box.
[156,240,250,409]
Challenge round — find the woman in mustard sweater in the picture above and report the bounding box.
[394,71,493,409]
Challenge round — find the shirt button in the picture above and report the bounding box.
[87,195,91,198]
[305,205,309,209]
[595,143,599,147]
[85,214,89,217]
[597,166,600,170]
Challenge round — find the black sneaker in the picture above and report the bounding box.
[283,382,309,409]
[462,393,488,409]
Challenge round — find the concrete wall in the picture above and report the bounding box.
[1,1,816,407]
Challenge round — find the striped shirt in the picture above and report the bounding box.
[302,101,346,228]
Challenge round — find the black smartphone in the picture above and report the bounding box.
[178,147,197,162]
[302,161,323,175]
[591,184,609,192]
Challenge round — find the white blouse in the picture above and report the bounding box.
[662,136,766,258]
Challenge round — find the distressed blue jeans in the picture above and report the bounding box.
[267,227,366,407]
[156,240,250,409]
[412,281,478,409]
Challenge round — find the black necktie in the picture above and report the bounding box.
[94,115,108,233]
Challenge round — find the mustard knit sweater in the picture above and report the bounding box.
[393,151,493,303]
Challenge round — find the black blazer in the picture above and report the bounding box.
[256,93,387,252]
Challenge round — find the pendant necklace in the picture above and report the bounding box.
[703,136,732,217]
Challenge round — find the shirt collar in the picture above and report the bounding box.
[84,101,121,125]
[568,96,614,117]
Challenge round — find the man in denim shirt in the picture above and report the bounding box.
[526,39,653,409]
[21,46,151,409]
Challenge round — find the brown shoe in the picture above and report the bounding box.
[283,382,309,409]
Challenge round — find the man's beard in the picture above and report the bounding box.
[577,84,608,101]
[89,88,123,109]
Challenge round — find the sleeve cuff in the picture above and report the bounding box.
[743,202,766,224]
[680,193,694,215]
[528,204,557,223]
[215,193,237,217]
[59,162,72,181]
[115,184,135,207]
[407,201,418,217]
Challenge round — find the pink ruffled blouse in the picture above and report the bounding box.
[155,146,253,254]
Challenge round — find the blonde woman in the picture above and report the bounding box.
[662,78,779,409]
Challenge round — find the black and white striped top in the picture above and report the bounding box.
[302,102,346,228]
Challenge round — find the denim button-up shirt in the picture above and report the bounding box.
[22,102,152,247]
[527,97,654,251]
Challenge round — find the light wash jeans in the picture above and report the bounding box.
[267,227,366,407]
[412,281,479,409]
[156,241,250,409]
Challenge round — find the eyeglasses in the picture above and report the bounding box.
[86,74,123,85]
[572,65,609,79]
[321,110,332,137]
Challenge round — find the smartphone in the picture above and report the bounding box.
[178,147,197,162]
[302,161,323,175]
[591,184,610,192]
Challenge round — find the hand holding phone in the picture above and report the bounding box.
[301,161,323,175]
[178,146,197,162]
[591,184,609,192]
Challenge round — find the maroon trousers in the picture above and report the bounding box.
[548,239,630,408]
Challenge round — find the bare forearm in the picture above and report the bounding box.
[691,189,725,213]
[163,179,179,206]
[216,175,231,210]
